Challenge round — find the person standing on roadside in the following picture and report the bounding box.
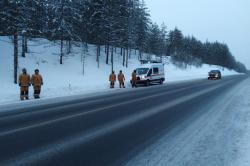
[18,68,31,100]
[131,70,137,88]
[109,71,116,88]
[118,70,125,88]
[31,69,43,99]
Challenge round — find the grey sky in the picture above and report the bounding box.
[145,0,250,69]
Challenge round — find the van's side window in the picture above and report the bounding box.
[147,69,152,76]
[153,68,159,74]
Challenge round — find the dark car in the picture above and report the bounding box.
[208,70,221,80]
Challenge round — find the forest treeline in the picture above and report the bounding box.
[0,0,247,83]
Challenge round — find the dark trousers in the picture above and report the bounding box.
[119,82,125,88]
[132,82,137,88]
[110,81,115,88]
[33,86,41,99]
[20,90,29,100]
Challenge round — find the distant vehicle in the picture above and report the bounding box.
[208,70,221,80]
[131,63,165,86]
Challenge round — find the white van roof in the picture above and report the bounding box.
[139,63,164,68]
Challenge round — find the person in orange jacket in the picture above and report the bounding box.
[31,69,43,99]
[118,70,125,88]
[131,70,137,88]
[18,68,31,100]
[109,71,116,88]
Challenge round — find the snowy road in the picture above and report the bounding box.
[126,76,250,166]
[0,75,249,166]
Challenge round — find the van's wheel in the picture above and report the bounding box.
[159,79,163,84]
[146,80,150,86]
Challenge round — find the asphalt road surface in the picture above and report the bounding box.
[0,75,248,166]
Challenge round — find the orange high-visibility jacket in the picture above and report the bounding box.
[19,74,31,87]
[131,72,137,82]
[118,73,125,83]
[109,74,116,82]
[31,74,43,86]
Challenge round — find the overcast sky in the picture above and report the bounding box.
[145,0,250,69]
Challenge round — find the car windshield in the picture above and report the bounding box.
[136,68,149,75]
[210,70,219,73]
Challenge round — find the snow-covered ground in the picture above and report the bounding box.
[0,36,239,105]
[125,77,250,166]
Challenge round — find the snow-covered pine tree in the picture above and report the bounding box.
[133,0,150,60]
[87,0,107,68]
[73,0,90,76]
[167,27,183,56]
[49,0,77,64]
